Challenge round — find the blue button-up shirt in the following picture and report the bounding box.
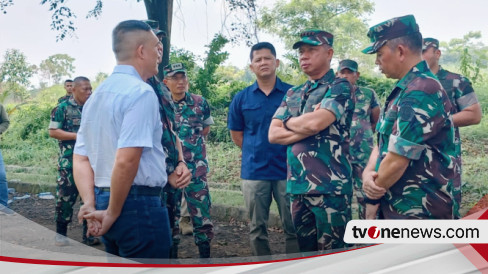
[228,77,292,180]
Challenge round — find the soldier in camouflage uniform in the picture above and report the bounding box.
[163,63,214,258]
[337,59,380,220]
[144,20,192,259]
[422,38,482,216]
[269,30,355,252]
[58,79,73,103]
[49,76,99,246]
[361,15,458,219]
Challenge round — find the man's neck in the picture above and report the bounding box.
[117,61,150,81]
[430,63,440,75]
[307,67,330,81]
[172,92,186,101]
[256,75,277,96]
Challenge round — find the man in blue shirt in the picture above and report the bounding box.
[228,42,298,257]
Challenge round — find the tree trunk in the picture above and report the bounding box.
[144,0,173,80]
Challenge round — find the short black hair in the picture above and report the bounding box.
[250,42,276,61]
[73,76,90,84]
[64,79,73,84]
[112,20,152,59]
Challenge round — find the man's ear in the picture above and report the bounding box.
[136,44,144,59]
[397,44,407,62]
[327,47,334,59]
[276,58,280,68]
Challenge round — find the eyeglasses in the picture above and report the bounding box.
[166,75,187,81]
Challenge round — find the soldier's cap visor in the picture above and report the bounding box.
[362,40,388,54]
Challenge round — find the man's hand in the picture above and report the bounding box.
[78,202,100,238]
[83,209,118,237]
[168,163,191,189]
[175,163,191,188]
[362,170,386,199]
[78,202,95,224]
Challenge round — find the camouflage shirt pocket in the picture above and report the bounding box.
[377,109,397,136]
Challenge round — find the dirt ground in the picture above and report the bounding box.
[8,193,288,260]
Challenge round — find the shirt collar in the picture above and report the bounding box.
[395,60,430,90]
[436,65,448,80]
[306,69,335,90]
[175,91,193,105]
[67,96,81,107]
[113,65,143,81]
[250,77,288,94]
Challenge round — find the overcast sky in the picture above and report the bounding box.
[1,0,487,86]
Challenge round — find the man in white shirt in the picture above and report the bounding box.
[73,20,171,260]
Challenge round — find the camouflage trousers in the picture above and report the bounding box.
[352,163,367,220]
[55,168,79,224]
[162,174,214,245]
[452,154,462,219]
[162,184,182,246]
[290,194,352,252]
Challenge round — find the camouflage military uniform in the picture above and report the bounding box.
[349,86,380,219]
[58,94,70,103]
[376,61,457,219]
[49,96,82,225]
[173,91,214,246]
[436,66,479,210]
[147,77,182,246]
[273,69,355,251]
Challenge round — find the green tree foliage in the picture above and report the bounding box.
[194,34,229,101]
[440,32,488,84]
[260,0,374,60]
[0,49,35,102]
[39,54,75,85]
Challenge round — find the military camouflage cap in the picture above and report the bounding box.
[362,14,420,54]
[292,29,334,49]
[163,63,187,77]
[338,59,358,72]
[422,37,439,51]
[141,19,167,37]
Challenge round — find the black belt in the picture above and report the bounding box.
[96,185,162,196]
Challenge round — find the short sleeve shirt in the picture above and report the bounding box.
[436,66,480,157]
[273,69,355,195]
[49,96,82,169]
[349,86,380,164]
[74,65,166,188]
[227,77,292,180]
[173,92,214,177]
[376,61,457,219]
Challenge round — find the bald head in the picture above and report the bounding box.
[112,20,153,62]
